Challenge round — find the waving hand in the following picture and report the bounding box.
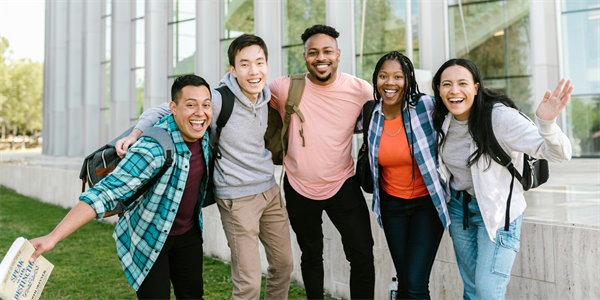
[536,78,573,121]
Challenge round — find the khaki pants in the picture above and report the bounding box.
[216,184,293,300]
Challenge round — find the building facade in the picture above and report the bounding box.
[42,0,600,157]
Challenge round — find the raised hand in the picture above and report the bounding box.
[536,78,573,121]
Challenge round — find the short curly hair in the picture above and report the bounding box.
[301,25,340,44]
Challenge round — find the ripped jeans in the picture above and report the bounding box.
[448,189,523,300]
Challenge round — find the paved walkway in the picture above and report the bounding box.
[1,152,599,227]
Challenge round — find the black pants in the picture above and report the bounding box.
[136,225,204,300]
[284,175,375,300]
[380,189,444,299]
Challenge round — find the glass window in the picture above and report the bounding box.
[283,0,326,76]
[171,0,196,78]
[354,0,419,83]
[562,1,600,157]
[448,0,533,112]
[135,69,145,117]
[561,0,600,13]
[101,1,111,140]
[222,0,254,75]
[566,96,600,156]
[562,10,600,95]
[133,0,145,118]
[136,0,144,19]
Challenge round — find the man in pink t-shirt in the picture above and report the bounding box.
[269,25,375,300]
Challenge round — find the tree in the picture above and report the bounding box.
[0,36,43,148]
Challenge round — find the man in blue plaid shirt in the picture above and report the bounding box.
[29,75,213,299]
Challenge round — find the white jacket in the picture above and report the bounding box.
[438,104,572,242]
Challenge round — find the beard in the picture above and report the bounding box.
[314,72,331,82]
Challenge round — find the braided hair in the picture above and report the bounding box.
[371,51,422,109]
[371,51,424,191]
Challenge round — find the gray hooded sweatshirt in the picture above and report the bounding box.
[135,72,276,199]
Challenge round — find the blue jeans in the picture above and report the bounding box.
[380,189,444,299]
[448,189,523,300]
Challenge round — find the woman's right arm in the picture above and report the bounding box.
[115,102,171,157]
[494,79,573,162]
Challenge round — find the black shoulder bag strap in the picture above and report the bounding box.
[489,123,523,232]
[203,86,235,208]
[213,86,235,159]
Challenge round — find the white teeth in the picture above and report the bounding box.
[449,98,463,103]
[190,120,204,125]
[384,90,398,94]
[248,79,260,83]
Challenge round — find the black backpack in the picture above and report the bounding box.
[79,126,174,218]
[489,111,549,231]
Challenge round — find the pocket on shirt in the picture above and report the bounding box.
[491,232,520,278]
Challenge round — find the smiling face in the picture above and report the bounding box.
[438,65,480,121]
[230,44,268,103]
[303,33,340,86]
[170,85,212,142]
[377,59,405,109]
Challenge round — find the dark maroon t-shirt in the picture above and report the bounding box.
[169,139,205,236]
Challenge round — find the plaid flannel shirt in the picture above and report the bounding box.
[360,94,450,229]
[80,114,210,291]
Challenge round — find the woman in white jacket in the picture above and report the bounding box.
[431,58,573,300]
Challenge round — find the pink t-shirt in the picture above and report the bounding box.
[269,72,373,200]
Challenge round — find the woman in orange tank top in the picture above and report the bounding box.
[361,51,447,299]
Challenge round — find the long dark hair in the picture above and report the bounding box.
[432,58,517,168]
[372,51,423,187]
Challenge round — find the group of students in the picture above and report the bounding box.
[28,24,572,300]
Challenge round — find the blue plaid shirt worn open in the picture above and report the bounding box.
[80,114,210,291]
[359,94,450,229]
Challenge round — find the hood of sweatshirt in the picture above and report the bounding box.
[218,72,271,110]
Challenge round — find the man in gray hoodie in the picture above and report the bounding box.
[116,34,293,300]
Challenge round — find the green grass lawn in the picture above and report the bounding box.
[0,188,335,299]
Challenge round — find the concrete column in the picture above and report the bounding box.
[326,0,355,75]
[196,1,221,87]
[110,1,132,139]
[255,0,283,81]
[67,0,84,157]
[145,1,169,108]
[530,0,561,125]
[48,1,68,156]
[82,0,102,154]
[420,0,448,74]
[42,1,53,155]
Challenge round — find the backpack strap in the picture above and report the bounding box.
[213,86,235,159]
[281,74,306,156]
[122,127,174,209]
[362,100,376,146]
[489,111,537,231]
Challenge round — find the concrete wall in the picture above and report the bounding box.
[1,163,598,299]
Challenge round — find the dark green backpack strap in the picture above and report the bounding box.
[281,74,306,156]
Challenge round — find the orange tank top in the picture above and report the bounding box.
[378,116,429,199]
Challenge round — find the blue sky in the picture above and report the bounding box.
[0,0,46,62]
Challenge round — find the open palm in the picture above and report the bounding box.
[536,78,573,121]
